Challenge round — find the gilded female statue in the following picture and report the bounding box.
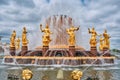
[66,26,79,46]
[103,29,110,49]
[40,24,52,46]
[16,37,20,50]
[88,27,97,47]
[10,30,16,47]
[22,27,28,46]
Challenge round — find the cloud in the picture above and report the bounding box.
[0,0,10,5]
[0,0,120,49]
[13,0,35,8]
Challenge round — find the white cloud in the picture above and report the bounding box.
[0,0,120,49]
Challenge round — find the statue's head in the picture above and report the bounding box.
[71,25,74,28]
[23,27,27,33]
[13,30,16,33]
[92,27,95,30]
[40,24,42,27]
[46,24,49,28]
[23,27,26,30]
[104,29,107,33]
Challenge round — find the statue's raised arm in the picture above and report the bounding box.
[88,28,90,33]
[76,26,80,31]
[40,24,44,32]
[10,30,16,47]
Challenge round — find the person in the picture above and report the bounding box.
[66,26,79,46]
[88,27,97,47]
[22,27,28,46]
[103,29,110,49]
[40,24,52,46]
[10,30,16,47]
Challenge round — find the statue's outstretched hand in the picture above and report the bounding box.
[77,26,80,30]
[88,28,90,33]
[40,24,43,32]
[88,28,90,31]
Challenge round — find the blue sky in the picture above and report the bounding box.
[0,0,120,50]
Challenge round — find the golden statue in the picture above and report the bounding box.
[71,69,83,80]
[40,24,52,46]
[15,37,20,50]
[22,69,33,80]
[10,30,16,47]
[88,27,97,47]
[99,34,104,51]
[67,26,79,46]
[22,27,29,46]
[57,69,64,80]
[103,29,110,49]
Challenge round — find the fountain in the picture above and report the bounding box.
[1,15,117,80]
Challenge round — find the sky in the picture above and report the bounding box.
[0,0,120,50]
